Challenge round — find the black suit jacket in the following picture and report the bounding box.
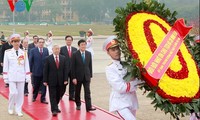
[60,46,77,68]
[28,43,36,56]
[28,43,36,49]
[43,54,68,86]
[29,47,49,76]
[0,42,13,63]
[71,50,92,81]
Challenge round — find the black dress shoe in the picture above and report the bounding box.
[57,109,61,113]
[5,83,9,88]
[41,101,48,104]
[69,97,75,101]
[76,106,81,110]
[32,98,36,102]
[52,111,57,116]
[24,93,28,96]
[86,107,96,112]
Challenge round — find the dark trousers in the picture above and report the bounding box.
[31,74,34,87]
[68,73,75,98]
[24,82,28,93]
[60,71,75,99]
[0,65,2,73]
[32,76,46,101]
[75,77,92,110]
[31,75,42,91]
[49,85,61,112]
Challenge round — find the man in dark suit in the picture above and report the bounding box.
[0,37,7,75]
[28,35,38,88]
[29,38,49,104]
[71,39,96,112]
[43,44,68,116]
[60,35,77,100]
[0,37,13,65]
[0,36,13,87]
[28,35,38,49]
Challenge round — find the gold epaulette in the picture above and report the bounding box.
[107,62,113,66]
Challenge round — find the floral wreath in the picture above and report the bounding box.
[113,1,200,119]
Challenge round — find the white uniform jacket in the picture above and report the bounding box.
[86,36,94,56]
[45,37,53,54]
[105,60,142,112]
[3,48,31,82]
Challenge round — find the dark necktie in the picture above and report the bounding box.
[56,55,59,68]
[68,47,71,58]
[81,52,85,63]
[40,48,43,55]
[16,51,18,56]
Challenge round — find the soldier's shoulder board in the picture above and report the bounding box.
[107,62,113,66]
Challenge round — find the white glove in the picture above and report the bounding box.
[136,79,145,85]
[132,78,145,87]
[4,78,8,83]
[25,79,30,83]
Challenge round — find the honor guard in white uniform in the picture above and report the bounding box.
[45,31,53,54]
[24,30,30,43]
[3,34,31,117]
[103,36,143,120]
[86,29,94,59]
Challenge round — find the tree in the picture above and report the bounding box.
[45,0,62,22]
[72,0,130,22]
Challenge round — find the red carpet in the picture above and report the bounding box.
[0,78,120,120]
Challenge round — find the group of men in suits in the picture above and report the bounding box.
[1,33,96,116]
[60,35,77,100]
[43,36,96,116]
[29,37,49,104]
[43,44,68,116]
[42,36,96,116]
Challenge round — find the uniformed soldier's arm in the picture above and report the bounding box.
[130,78,145,87]
[2,51,9,82]
[25,52,31,82]
[86,38,92,48]
[106,67,137,94]
[45,38,52,46]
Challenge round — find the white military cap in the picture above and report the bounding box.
[10,33,21,41]
[87,28,94,35]
[24,30,29,34]
[103,36,119,51]
[194,35,200,43]
[48,31,53,36]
